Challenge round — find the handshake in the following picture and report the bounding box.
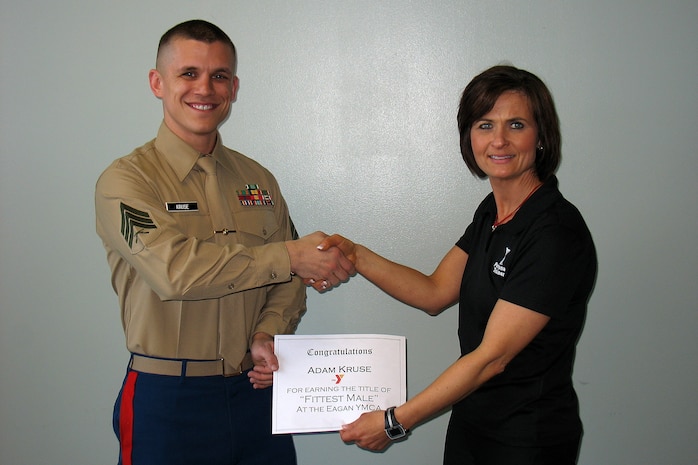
[285,232,357,292]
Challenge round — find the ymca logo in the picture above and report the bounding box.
[492,247,511,278]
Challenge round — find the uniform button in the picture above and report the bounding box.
[262,228,268,236]
[270,272,277,280]
[228,283,235,290]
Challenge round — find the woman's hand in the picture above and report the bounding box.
[303,234,358,292]
[339,410,392,451]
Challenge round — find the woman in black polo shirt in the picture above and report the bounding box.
[320,65,597,465]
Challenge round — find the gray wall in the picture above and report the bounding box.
[1,1,696,464]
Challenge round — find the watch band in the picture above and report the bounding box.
[386,406,397,428]
[384,406,408,440]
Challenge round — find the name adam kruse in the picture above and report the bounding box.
[307,365,372,374]
[305,346,374,374]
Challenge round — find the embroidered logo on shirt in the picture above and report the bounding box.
[237,184,274,206]
[120,202,156,247]
[492,247,511,278]
[165,202,199,212]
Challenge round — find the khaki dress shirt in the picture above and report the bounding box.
[96,123,306,374]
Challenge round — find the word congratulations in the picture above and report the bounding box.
[306,347,373,357]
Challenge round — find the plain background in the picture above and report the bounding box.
[1,1,696,464]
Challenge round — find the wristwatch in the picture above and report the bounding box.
[384,406,408,440]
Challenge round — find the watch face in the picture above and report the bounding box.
[386,425,407,440]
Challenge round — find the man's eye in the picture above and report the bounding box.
[182,72,196,78]
[212,74,229,80]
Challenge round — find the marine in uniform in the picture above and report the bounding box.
[96,20,310,465]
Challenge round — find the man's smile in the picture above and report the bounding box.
[189,103,216,111]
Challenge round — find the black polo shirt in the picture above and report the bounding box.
[454,176,597,446]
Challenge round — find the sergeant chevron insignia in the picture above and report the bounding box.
[120,202,157,247]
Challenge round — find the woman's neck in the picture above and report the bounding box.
[490,174,543,229]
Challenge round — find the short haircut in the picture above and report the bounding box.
[156,19,237,71]
[457,65,561,181]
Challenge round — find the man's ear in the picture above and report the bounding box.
[231,75,240,102]
[149,69,163,99]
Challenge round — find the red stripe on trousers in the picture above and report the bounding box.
[119,371,138,465]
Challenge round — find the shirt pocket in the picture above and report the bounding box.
[234,209,280,246]
[171,211,217,242]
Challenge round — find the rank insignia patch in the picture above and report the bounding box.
[237,184,274,206]
[120,202,157,247]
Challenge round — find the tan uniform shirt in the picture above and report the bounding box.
[96,123,306,374]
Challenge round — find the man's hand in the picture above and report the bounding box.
[285,232,356,290]
[248,333,277,389]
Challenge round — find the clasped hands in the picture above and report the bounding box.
[285,232,357,292]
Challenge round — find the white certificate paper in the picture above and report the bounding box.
[272,334,406,434]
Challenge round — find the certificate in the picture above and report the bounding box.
[272,334,406,434]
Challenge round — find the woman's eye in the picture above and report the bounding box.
[478,122,492,130]
[511,121,524,129]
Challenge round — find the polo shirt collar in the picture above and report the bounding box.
[483,176,561,234]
